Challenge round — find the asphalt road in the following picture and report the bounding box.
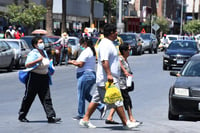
[0,52,200,133]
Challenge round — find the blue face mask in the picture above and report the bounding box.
[80,46,85,50]
[129,50,132,56]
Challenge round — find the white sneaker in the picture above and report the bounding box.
[79,119,96,128]
[123,120,140,130]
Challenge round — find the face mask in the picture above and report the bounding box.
[80,46,85,50]
[129,50,132,56]
[38,43,45,50]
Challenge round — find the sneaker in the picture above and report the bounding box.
[72,116,83,120]
[100,105,107,119]
[18,117,29,122]
[123,120,140,130]
[79,119,96,128]
[48,117,61,123]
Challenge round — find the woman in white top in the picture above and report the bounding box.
[68,37,105,120]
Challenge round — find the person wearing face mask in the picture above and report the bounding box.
[5,25,15,38]
[18,36,61,123]
[105,43,142,125]
[68,37,107,120]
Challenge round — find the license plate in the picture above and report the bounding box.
[177,59,183,64]
[198,103,200,111]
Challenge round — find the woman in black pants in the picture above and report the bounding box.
[18,36,61,123]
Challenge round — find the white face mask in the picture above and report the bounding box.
[38,43,45,50]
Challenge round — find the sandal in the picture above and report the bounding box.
[105,119,119,124]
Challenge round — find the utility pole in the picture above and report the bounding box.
[117,0,124,33]
[180,0,183,35]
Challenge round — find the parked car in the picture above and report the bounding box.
[163,40,199,70]
[168,54,200,120]
[139,33,158,54]
[21,35,54,58]
[68,36,80,60]
[0,40,15,71]
[118,32,143,55]
[1,39,31,68]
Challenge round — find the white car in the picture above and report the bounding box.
[1,39,31,68]
[0,40,15,71]
[67,37,80,60]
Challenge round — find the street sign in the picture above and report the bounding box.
[152,23,160,31]
[141,28,146,33]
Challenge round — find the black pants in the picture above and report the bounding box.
[120,89,132,110]
[19,72,56,119]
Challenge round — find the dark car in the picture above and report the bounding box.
[163,40,199,70]
[21,35,54,58]
[168,54,200,120]
[118,33,142,55]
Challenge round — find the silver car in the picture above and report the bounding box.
[0,40,15,71]
[139,33,158,54]
[68,37,80,60]
[1,39,31,68]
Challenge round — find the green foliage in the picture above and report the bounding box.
[155,16,169,33]
[98,0,117,17]
[6,2,47,27]
[183,20,200,34]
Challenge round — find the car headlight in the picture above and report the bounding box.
[163,53,170,58]
[174,88,189,96]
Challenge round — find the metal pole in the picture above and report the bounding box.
[117,0,124,33]
[119,0,122,23]
[180,0,183,35]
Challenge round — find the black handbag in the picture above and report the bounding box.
[127,81,134,92]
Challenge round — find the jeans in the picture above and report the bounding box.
[59,47,68,65]
[77,71,104,117]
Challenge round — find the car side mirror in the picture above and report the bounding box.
[170,71,180,77]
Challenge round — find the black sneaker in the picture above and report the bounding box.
[48,117,61,123]
[18,117,29,122]
[72,116,83,120]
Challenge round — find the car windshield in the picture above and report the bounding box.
[167,41,197,50]
[68,39,76,46]
[7,41,19,49]
[140,34,151,40]
[168,37,177,40]
[181,60,200,76]
[119,34,136,42]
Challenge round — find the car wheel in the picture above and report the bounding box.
[7,58,14,72]
[168,109,179,120]
[149,46,153,54]
[154,47,158,54]
[15,57,22,69]
[138,46,142,55]
[163,63,167,70]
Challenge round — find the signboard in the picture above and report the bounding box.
[152,23,160,31]
[141,28,146,33]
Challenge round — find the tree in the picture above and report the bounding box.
[46,0,53,35]
[61,0,66,33]
[90,0,94,27]
[98,0,117,23]
[154,17,170,34]
[183,20,200,34]
[6,3,47,34]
